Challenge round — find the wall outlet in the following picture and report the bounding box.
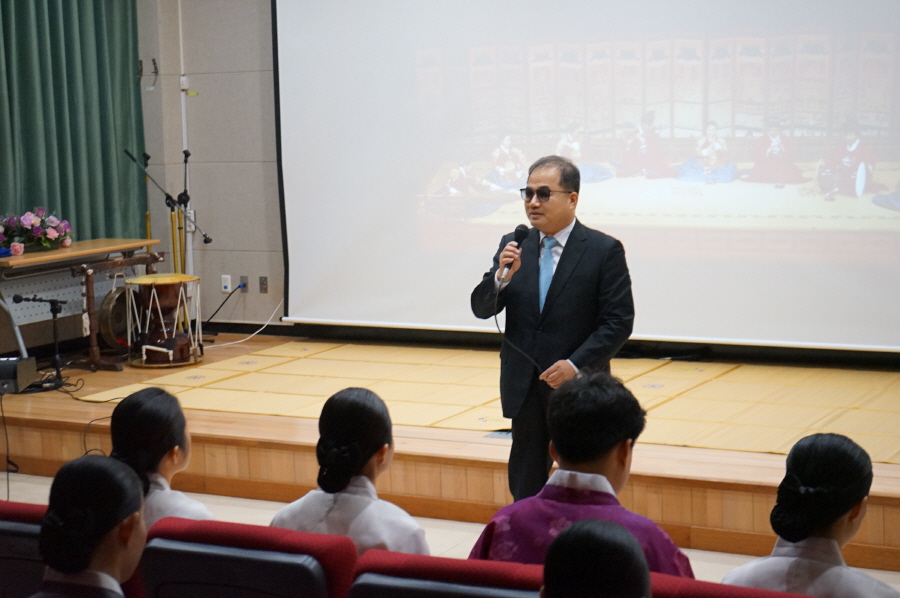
[240,275,249,292]
[259,276,268,294]
[221,274,232,293]
[185,209,196,232]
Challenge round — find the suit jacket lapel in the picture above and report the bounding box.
[540,219,587,319]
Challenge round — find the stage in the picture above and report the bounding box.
[2,333,899,571]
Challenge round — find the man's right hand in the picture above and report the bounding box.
[496,241,522,283]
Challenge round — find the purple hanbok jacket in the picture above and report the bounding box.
[469,470,694,578]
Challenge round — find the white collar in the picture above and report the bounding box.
[546,469,616,495]
[771,536,846,567]
[539,218,576,248]
[148,472,170,491]
[44,569,124,595]
[326,475,378,498]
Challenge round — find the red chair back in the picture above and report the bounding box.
[651,572,810,598]
[143,517,358,598]
[351,550,542,597]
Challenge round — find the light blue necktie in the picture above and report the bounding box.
[539,236,557,311]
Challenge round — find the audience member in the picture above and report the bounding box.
[31,455,146,598]
[270,387,429,555]
[469,372,693,578]
[723,433,899,597]
[110,387,214,528]
[543,519,651,598]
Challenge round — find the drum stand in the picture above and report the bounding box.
[70,252,165,372]
[125,149,212,336]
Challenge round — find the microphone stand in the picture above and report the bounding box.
[14,295,68,393]
[123,149,213,250]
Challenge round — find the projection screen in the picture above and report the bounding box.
[274,0,900,351]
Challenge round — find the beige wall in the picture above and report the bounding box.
[136,0,286,326]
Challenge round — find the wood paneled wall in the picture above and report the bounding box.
[5,410,899,571]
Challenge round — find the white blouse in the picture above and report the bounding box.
[722,536,900,598]
[144,473,216,528]
[270,476,429,556]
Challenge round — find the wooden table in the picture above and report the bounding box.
[0,239,160,356]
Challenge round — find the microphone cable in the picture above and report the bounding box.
[490,225,542,371]
[493,279,541,371]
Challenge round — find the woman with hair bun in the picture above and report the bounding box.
[723,433,900,597]
[31,455,146,597]
[110,387,214,528]
[270,388,429,555]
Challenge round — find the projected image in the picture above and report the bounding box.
[275,0,900,349]
[418,34,900,232]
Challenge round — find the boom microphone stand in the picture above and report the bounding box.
[123,149,213,252]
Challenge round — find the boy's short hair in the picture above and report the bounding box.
[544,519,650,598]
[547,372,646,464]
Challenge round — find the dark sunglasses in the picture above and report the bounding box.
[519,186,571,203]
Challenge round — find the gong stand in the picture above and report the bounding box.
[70,252,165,372]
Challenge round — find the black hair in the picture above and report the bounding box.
[110,387,187,495]
[544,519,650,598]
[770,433,872,543]
[316,388,393,494]
[548,372,646,464]
[40,455,143,574]
[528,155,580,194]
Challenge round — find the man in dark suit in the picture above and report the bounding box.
[471,155,634,501]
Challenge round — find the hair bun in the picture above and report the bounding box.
[782,473,831,498]
[43,506,95,537]
[323,444,360,468]
[316,439,365,493]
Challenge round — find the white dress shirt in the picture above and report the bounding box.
[537,217,576,270]
[722,536,900,598]
[495,218,580,374]
[144,473,216,528]
[270,476,429,556]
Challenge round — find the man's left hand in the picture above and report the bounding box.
[539,360,577,389]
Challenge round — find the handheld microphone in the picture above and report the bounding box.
[498,225,530,283]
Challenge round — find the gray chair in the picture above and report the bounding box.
[140,538,330,598]
[0,520,44,598]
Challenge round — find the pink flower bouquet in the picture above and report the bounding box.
[0,207,74,256]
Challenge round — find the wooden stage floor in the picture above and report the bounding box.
[2,333,899,570]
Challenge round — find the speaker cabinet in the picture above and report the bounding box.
[0,357,37,394]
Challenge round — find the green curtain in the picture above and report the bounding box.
[0,0,145,240]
